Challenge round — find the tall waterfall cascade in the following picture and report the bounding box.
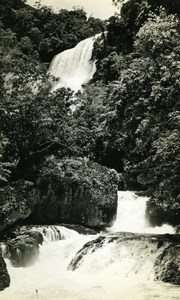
[49,35,100,92]
[1,192,179,300]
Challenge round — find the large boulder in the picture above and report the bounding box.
[155,244,180,285]
[0,181,38,232]
[4,230,43,267]
[0,256,10,291]
[28,157,119,229]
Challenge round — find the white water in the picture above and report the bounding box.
[110,191,175,234]
[49,35,99,92]
[1,192,179,300]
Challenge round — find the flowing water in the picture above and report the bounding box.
[110,191,175,234]
[48,35,99,92]
[1,38,179,299]
[1,191,180,300]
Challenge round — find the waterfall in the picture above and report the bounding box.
[1,192,179,300]
[29,225,80,242]
[110,191,175,234]
[49,35,100,92]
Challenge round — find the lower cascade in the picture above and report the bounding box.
[1,191,180,300]
[110,191,175,234]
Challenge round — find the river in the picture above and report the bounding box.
[1,191,180,300]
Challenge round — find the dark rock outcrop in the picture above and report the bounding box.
[3,230,43,267]
[0,159,118,233]
[155,244,180,285]
[0,257,10,291]
[27,158,119,229]
[146,198,180,227]
[0,180,38,233]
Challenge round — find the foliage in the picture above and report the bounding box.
[0,59,73,181]
[0,135,13,185]
[0,0,180,227]
[135,11,180,58]
[70,84,109,159]
[83,4,180,214]
[0,0,105,62]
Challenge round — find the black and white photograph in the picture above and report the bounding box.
[0,0,180,299]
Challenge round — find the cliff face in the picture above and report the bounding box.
[0,181,37,233]
[0,158,118,232]
[28,158,119,229]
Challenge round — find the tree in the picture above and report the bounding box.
[0,61,73,181]
[135,10,180,58]
[0,1,105,63]
[112,0,126,7]
[0,135,12,186]
[92,7,180,198]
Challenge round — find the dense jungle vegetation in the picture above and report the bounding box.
[0,0,180,226]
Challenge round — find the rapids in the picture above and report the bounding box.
[1,191,180,300]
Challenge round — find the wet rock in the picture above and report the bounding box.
[146,198,180,227]
[0,257,10,291]
[155,244,180,285]
[27,158,119,229]
[61,224,98,235]
[69,236,105,270]
[4,231,43,267]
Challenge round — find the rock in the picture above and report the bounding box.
[69,235,105,271]
[155,244,180,285]
[0,158,118,233]
[4,231,43,267]
[0,257,10,291]
[27,158,119,229]
[0,180,38,233]
[146,198,180,227]
[61,224,98,235]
